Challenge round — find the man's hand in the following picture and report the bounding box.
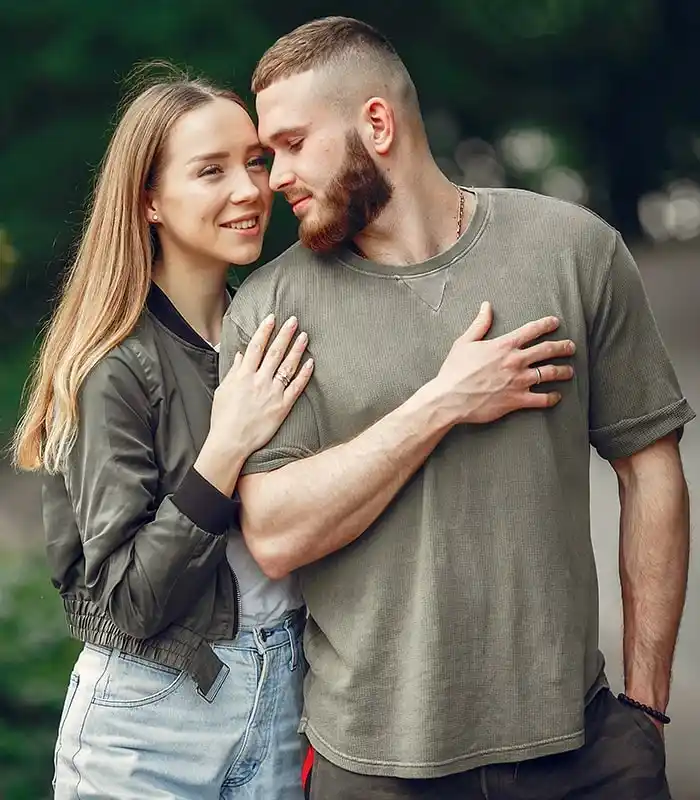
[429,301,575,425]
[236,301,577,578]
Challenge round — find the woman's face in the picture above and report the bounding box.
[148,98,273,268]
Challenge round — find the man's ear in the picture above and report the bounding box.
[362,97,395,156]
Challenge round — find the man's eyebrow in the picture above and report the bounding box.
[262,126,308,145]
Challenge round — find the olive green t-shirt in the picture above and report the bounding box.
[220,188,694,778]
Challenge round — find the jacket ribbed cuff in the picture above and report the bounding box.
[172,466,239,535]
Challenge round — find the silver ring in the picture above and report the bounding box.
[274,371,291,389]
[534,367,542,385]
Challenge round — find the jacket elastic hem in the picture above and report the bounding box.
[64,596,228,695]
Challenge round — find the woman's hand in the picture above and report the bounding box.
[194,314,313,496]
[215,314,313,453]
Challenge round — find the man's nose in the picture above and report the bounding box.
[268,157,293,193]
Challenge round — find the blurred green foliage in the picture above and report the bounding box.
[1,0,699,355]
[1,0,700,435]
[0,557,80,799]
[0,2,699,795]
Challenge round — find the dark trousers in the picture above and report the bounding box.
[309,689,671,799]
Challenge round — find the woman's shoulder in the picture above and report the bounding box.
[82,314,161,404]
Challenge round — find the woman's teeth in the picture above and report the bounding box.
[225,217,258,230]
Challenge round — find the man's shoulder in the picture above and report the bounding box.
[225,241,332,337]
[483,187,617,247]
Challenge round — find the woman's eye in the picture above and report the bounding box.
[246,155,269,171]
[199,164,223,177]
[288,139,303,153]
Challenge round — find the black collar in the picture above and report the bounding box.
[146,282,222,351]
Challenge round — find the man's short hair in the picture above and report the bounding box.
[251,16,417,110]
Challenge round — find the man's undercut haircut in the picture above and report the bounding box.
[251,16,420,113]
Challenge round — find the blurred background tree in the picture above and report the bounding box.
[0,1,699,797]
[2,0,700,372]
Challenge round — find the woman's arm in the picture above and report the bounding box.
[64,316,311,639]
[65,348,239,640]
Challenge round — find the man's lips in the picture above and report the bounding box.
[289,196,312,215]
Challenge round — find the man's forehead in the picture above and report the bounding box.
[255,71,326,139]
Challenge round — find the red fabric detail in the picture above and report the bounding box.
[302,744,315,798]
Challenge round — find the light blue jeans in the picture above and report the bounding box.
[53,609,306,799]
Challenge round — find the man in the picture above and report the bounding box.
[220,16,694,799]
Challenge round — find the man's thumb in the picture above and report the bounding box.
[464,301,493,341]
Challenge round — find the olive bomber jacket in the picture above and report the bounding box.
[42,284,240,696]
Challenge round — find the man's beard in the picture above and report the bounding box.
[298,130,393,253]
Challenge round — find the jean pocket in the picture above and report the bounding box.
[91,651,187,709]
[631,707,665,749]
[618,698,666,754]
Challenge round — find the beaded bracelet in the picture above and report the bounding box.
[617,693,671,725]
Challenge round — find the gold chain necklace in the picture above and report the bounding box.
[454,183,465,239]
[353,184,465,259]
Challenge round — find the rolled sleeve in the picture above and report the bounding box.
[588,233,696,460]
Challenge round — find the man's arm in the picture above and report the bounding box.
[613,433,690,725]
[240,380,453,579]
[585,230,695,732]
[239,303,575,578]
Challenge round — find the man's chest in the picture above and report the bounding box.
[297,267,588,446]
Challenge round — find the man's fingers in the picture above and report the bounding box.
[241,314,276,372]
[462,301,493,343]
[520,390,563,409]
[506,316,560,349]
[259,316,299,376]
[521,338,575,365]
[524,364,575,387]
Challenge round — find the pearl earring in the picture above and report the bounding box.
[152,214,158,222]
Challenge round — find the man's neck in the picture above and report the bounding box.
[352,167,474,267]
[152,257,230,347]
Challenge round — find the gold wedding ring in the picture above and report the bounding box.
[275,371,291,388]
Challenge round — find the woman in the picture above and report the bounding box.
[13,67,313,799]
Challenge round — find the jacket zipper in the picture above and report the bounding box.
[231,567,242,638]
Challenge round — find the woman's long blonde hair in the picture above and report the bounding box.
[13,65,244,474]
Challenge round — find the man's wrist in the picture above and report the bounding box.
[618,693,671,726]
[624,676,670,715]
[411,379,460,435]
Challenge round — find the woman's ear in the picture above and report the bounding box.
[144,192,159,225]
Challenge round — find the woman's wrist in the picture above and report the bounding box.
[194,437,249,497]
